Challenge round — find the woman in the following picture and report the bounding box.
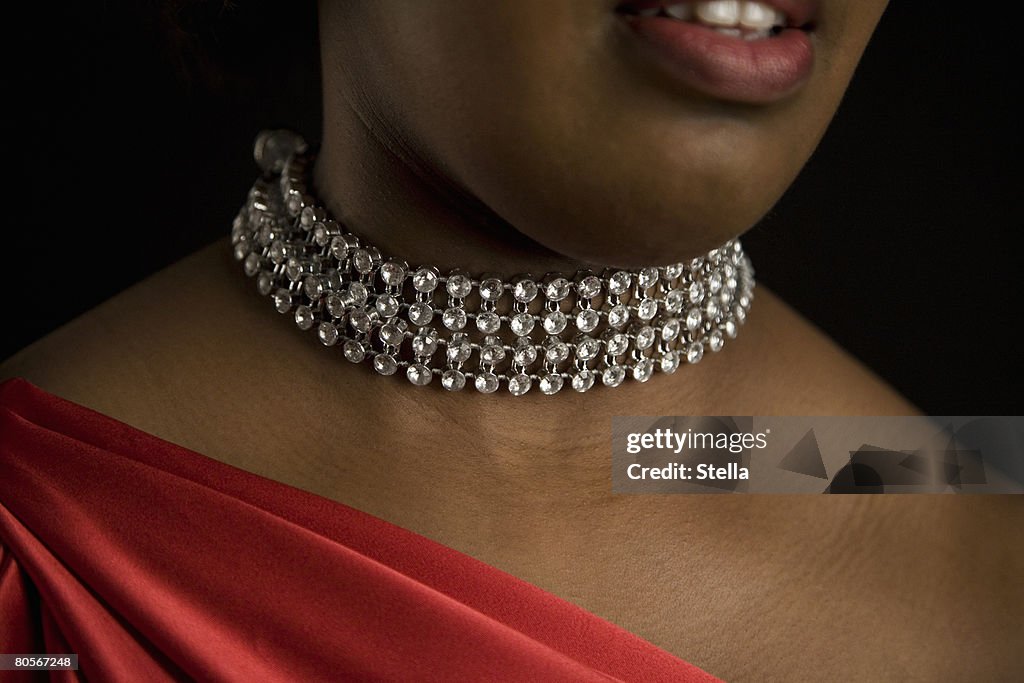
[2,1,1019,680]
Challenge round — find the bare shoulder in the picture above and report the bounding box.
[0,237,253,444]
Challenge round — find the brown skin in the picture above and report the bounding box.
[3,245,1021,681]
[316,0,888,268]
[3,1,1021,680]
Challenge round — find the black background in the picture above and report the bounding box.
[9,2,1022,413]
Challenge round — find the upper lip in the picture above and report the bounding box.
[613,0,820,30]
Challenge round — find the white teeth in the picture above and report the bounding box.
[695,1,741,27]
[664,3,693,20]
[632,1,789,37]
[739,2,778,30]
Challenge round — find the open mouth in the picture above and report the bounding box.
[613,0,819,103]
[615,1,816,40]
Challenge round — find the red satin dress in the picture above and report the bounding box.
[0,378,720,682]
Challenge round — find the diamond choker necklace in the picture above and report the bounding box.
[231,130,755,396]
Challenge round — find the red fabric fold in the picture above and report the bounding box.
[0,378,719,682]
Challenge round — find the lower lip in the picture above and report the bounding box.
[617,15,814,104]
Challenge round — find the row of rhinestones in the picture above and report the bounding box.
[230,144,754,395]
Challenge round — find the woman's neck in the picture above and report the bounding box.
[305,69,756,494]
[314,88,593,276]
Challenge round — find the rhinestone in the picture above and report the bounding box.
[325,293,346,317]
[719,289,734,306]
[513,338,538,366]
[304,275,325,300]
[411,331,439,357]
[285,257,303,282]
[508,374,532,396]
[312,223,328,247]
[300,206,317,228]
[243,252,260,277]
[605,331,629,356]
[273,288,292,313]
[268,240,288,264]
[379,323,406,347]
[602,365,626,387]
[343,340,366,363]
[607,304,629,328]
[686,342,704,364]
[708,272,723,294]
[480,341,506,364]
[318,322,339,346]
[446,273,472,298]
[447,335,473,363]
[637,267,660,289]
[542,310,567,335]
[286,194,303,216]
[406,363,432,386]
[664,289,685,314]
[441,369,467,391]
[708,248,721,265]
[607,271,632,295]
[352,249,374,274]
[513,279,539,304]
[661,318,681,341]
[708,329,724,352]
[705,299,720,319]
[442,307,467,330]
[575,275,602,299]
[686,307,703,332]
[635,326,656,350]
[330,235,354,261]
[346,282,369,307]
[412,267,440,293]
[373,354,398,376]
[660,352,680,374]
[479,278,504,302]
[724,319,738,339]
[233,242,250,262]
[539,372,564,395]
[689,281,705,304]
[574,335,601,361]
[379,260,408,286]
[510,312,535,336]
[476,311,501,334]
[257,272,274,296]
[575,309,599,333]
[294,305,315,330]
[408,302,434,326]
[571,370,596,392]
[544,339,570,364]
[637,298,658,321]
[475,372,500,394]
[349,308,371,333]
[543,276,571,302]
[663,263,685,280]
[633,358,655,383]
[375,295,400,318]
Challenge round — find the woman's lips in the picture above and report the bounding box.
[615,1,818,104]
